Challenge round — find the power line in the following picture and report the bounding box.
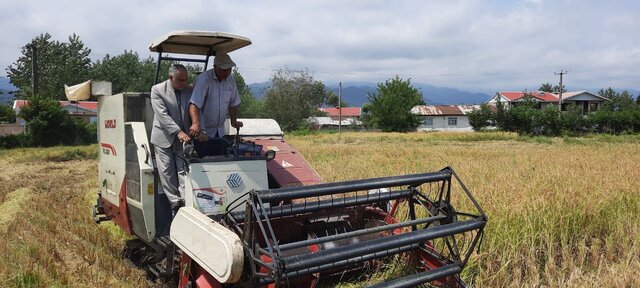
[237,66,553,78]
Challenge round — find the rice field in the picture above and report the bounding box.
[0,132,639,287]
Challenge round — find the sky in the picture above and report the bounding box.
[1,0,639,94]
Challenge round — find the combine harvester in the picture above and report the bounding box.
[92,31,487,288]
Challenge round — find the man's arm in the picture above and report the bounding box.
[229,105,243,128]
[228,76,243,129]
[189,73,208,137]
[188,103,201,136]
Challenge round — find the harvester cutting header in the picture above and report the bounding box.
[92,31,487,287]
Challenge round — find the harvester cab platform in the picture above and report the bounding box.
[92,31,487,288]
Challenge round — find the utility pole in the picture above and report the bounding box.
[338,82,342,134]
[554,70,567,111]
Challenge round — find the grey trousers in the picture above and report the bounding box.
[154,141,186,206]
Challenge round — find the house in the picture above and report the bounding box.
[486,91,559,109]
[318,107,362,122]
[411,105,479,132]
[13,100,98,125]
[560,91,609,113]
[311,107,363,129]
[486,91,609,113]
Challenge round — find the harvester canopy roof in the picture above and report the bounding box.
[149,31,251,56]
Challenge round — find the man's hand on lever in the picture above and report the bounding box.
[177,131,191,143]
[231,120,243,128]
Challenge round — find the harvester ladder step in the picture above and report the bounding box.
[156,236,172,249]
[148,262,167,279]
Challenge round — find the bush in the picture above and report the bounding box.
[4,96,99,148]
[589,110,636,134]
[0,133,31,149]
[560,104,587,135]
[0,102,16,123]
[73,120,98,145]
[534,105,561,136]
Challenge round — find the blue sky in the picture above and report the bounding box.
[1,0,639,93]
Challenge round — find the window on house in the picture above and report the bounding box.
[448,117,457,126]
[424,117,433,126]
[589,102,599,112]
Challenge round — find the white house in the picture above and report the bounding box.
[411,105,479,132]
[311,107,363,129]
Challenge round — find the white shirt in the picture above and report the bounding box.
[190,69,241,137]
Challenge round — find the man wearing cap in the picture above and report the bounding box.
[188,53,243,156]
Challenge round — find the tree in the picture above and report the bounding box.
[90,51,158,94]
[364,76,425,132]
[0,102,16,123]
[326,91,347,107]
[534,105,561,136]
[540,82,566,94]
[598,87,618,99]
[560,103,587,134]
[599,88,635,112]
[539,83,553,93]
[18,96,75,146]
[468,104,494,131]
[7,33,91,99]
[262,68,328,131]
[507,98,538,135]
[233,69,263,118]
[553,84,566,94]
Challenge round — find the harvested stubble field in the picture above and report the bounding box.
[0,132,639,287]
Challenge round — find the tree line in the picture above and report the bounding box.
[468,88,640,136]
[0,33,425,147]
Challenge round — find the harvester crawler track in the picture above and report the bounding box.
[226,167,487,287]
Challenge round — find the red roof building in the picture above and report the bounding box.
[486,91,609,113]
[318,107,362,118]
[13,100,98,125]
[13,100,97,111]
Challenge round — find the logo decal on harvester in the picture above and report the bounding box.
[227,173,243,188]
[100,143,117,156]
[281,160,294,167]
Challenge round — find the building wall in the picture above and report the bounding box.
[486,95,514,107]
[0,124,25,136]
[417,116,473,131]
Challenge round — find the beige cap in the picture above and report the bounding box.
[214,53,236,69]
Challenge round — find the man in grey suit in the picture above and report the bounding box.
[150,64,192,213]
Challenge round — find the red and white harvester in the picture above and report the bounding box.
[92,31,487,288]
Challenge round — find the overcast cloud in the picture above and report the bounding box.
[1,0,639,93]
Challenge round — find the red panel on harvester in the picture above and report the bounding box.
[253,139,324,188]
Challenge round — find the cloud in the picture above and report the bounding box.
[1,0,639,92]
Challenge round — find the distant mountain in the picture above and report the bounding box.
[249,82,270,99]
[328,85,377,106]
[249,81,490,106]
[414,84,491,105]
[0,77,17,105]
